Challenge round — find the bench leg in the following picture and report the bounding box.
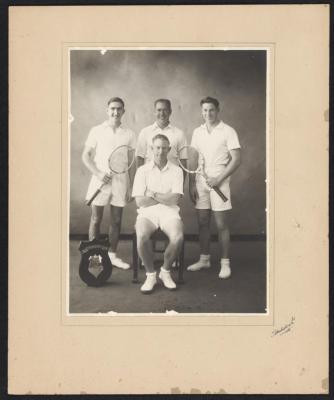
[132,234,139,283]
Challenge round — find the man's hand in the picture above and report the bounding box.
[205,175,223,188]
[97,171,112,184]
[135,195,158,208]
[126,185,134,203]
[127,194,135,203]
[145,189,155,198]
[189,183,199,204]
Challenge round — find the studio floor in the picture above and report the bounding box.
[69,239,267,314]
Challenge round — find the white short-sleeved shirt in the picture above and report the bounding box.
[85,121,136,172]
[135,122,187,165]
[191,120,241,170]
[132,161,184,200]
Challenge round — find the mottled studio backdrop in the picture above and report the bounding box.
[70,50,266,235]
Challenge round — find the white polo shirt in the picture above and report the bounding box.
[191,120,241,169]
[85,121,136,172]
[132,160,183,199]
[135,122,187,165]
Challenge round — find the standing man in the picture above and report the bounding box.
[133,134,184,294]
[188,97,241,278]
[82,97,136,270]
[136,99,187,169]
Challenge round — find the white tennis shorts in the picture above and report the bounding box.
[195,166,232,212]
[86,173,129,207]
[136,204,181,230]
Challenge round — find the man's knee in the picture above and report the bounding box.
[110,208,123,227]
[137,232,151,245]
[136,224,154,245]
[166,226,184,246]
[110,219,122,230]
[172,232,183,247]
[215,217,228,232]
[90,213,103,226]
[198,213,210,228]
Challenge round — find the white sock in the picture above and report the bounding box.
[160,267,170,273]
[200,254,210,262]
[221,258,230,264]
[109,251,116,258]
[146,271,156,276]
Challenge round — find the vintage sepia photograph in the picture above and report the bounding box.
[9,5,329,395]
[68,48,268,314]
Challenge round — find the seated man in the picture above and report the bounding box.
[132,134,184,294]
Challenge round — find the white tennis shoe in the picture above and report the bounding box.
[187,260,211,271]
[141,272,157,293]
[159,269,177,290]
[219,263,231,279]
[108,253,130,270]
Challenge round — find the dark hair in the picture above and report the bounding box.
[152,134,170,145]
[107,97,125,108]
[200,96,219,109]
[154,98,171,110]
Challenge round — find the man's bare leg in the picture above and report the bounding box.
[135,218,157,273]
[187,209,211,271]
[161,219,184,271]
[89,205,104,241]
[213,210,231,278]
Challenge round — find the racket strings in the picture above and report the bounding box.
[109,146,135,174]
[179,146,204,173]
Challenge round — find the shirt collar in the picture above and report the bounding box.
[153,121,172,131]
[201,120,224,131]
[104,121,122,131]
[148,160,171,171]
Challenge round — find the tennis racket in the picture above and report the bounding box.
[177,145,228,202]
[86,145,135,206]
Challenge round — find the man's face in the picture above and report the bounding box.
[107,101,125,124]
[151,138,170,163]
[201,102,219,124]
[154,101,171,126]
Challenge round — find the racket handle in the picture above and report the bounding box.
[86,184,104,206]
[212,186,228,202]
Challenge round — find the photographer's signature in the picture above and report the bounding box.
[272,316,295,337]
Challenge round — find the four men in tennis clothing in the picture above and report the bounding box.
[82,96,241,292]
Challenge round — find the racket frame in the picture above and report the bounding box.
[177,145,228,203]
[86,145,135,206]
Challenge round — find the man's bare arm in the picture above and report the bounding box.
[150,191,181,206]
[206,149,241,187]
[82,145,110,183]
[128,159,136,187]
[135,196,159,208]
